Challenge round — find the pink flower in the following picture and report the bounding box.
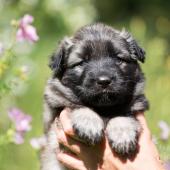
[8,108,32,144]
[8,108,32,132]
[158,120,170,141]
[30,136,47,149]
[16,14,39,42]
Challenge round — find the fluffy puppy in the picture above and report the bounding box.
[41,23,149,170]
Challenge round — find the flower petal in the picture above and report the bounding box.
[158,120,170,141]
[20,14,34,26]
[164,161,170,170]
[24,25,39,42]
[8,108,22,122]
[16,14,39,43]
[16,118,32,132]
[0,42,4,56]
[13,132,24,144]
[30,136,47,149]
[8,108,32,132]
[16,29,25,42]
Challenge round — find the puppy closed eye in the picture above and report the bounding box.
[115,57,126,65]
[70,61,84,68]
[70,55,89,68]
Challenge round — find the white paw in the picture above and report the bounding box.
[106,117,141,157]
[71,108,104,145]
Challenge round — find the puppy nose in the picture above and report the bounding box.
[97,76,111,86]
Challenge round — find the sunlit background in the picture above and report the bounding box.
[0,0,170,170]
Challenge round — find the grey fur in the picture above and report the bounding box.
[40,123,67,170]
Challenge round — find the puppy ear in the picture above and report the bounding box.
[49,37,74,77]
[120,29,146,63]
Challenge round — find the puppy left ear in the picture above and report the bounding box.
[49,37,74,77]
[120,29,146,63]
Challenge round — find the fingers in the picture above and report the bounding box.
[135,112,148,128]
[135,112,160,157]
[57,152,85,170]
[59,108,75,136]
[57,127,86,155]
[135,112,151,137]
[57,108,89,155]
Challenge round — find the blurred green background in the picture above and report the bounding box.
[0,0,170,169]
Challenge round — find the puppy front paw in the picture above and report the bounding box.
[71,108,104,145]
[106,117,141,157]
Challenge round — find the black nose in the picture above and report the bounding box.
[97,76,111,86]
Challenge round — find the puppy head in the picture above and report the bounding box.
[49,23,146,107]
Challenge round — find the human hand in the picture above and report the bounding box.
[56,108,165,170]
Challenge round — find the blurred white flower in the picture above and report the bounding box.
[20,65,30,74]
[158,120,170,141]
[30,136,47,149]
[0,42,4,56]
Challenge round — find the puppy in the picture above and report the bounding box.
[40,23,149,170]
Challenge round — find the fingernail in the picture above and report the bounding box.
[57,131,64,140]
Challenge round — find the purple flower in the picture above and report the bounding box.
[30,136,47,149]
[8,108,32,132]
[158,120,170,141]
[8,108,32,144]
[0,42,4,56]
[164,160,170,170]
[13,132,24,144]
[16,14,39,42]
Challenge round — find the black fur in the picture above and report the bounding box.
[50,23,148,115]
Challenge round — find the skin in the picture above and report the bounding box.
[56,108,165,170]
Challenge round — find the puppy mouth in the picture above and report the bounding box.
[94,86,119,95]
[77,85,118,96]
[95,91,117,99]
[79,88,118,105]
[86,93,119,107]
[100,88,114,93]
[95,91,116,97]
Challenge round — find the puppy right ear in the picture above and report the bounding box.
[49,37,74,77]
[119,29,146,63]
